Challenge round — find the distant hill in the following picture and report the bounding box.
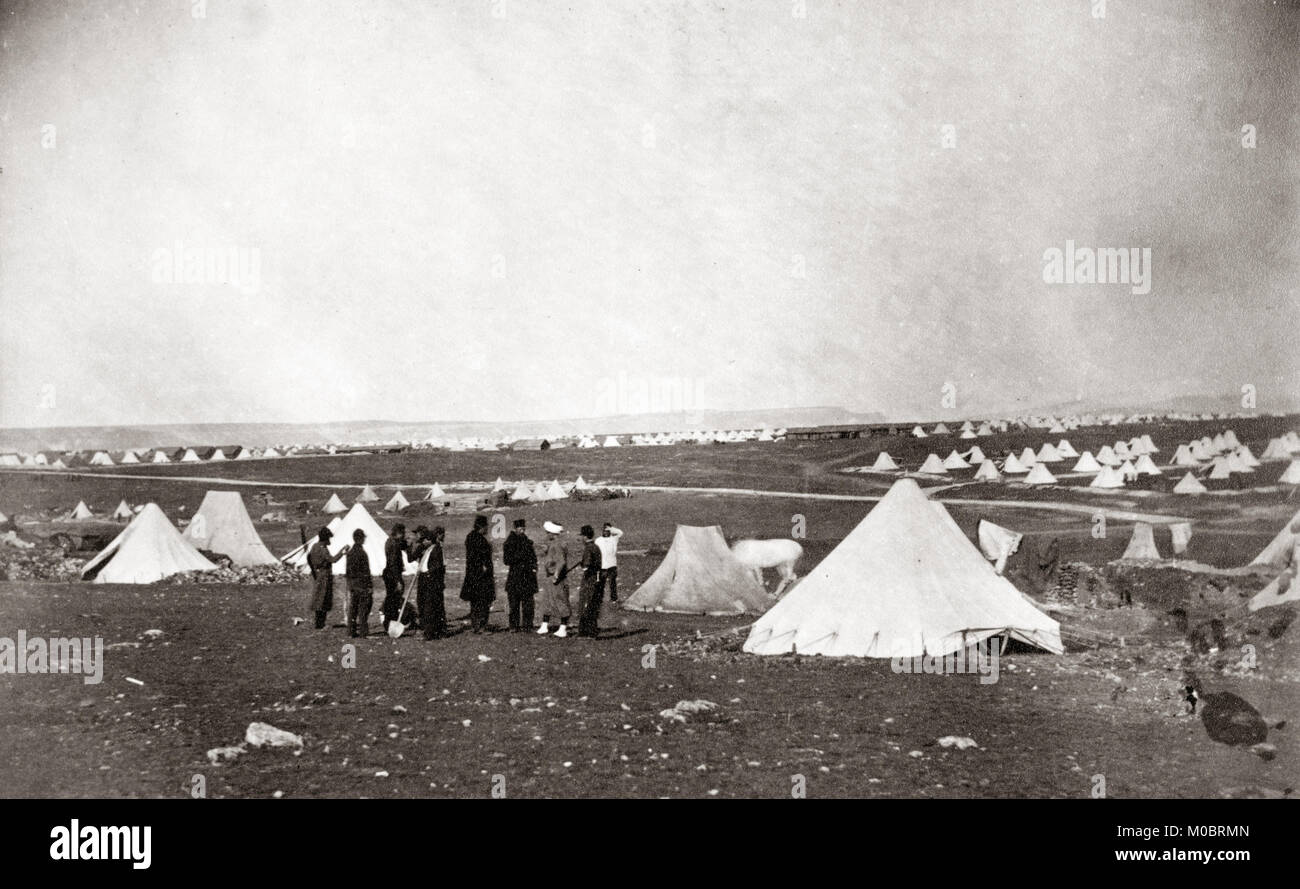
[0,406,883,452]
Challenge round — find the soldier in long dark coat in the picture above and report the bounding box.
[575,525,604,638]
[381,524,410,633]
[411,525,448,639]
[306,527,348,629]
[503,518,538,631]
[460,514,496,633]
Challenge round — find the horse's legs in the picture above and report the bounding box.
[772,560,797,597]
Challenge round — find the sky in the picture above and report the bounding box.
[1,0,1297,429]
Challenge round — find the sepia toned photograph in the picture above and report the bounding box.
[0,0,1296,822]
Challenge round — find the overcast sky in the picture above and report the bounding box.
[1,0,1296,428]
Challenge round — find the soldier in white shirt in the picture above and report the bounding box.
[594,523,622,602]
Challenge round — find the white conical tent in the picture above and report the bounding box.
[90,451,114,466]
[151,450,171,464]
[1002,453,1028,474]
[912,426,928,438]
[973,459,1000,481]
[1248,566,1299,612]
[545,480,568,500]
[942,450,969,470]
[1169,444,1198,466]
[120,450,139,464]
[1118,459,1138,481]
[509,481,532,501]
[743,479,1063,658]
[1018,447,1038,466]
[572,475,597,491]
[1208,457,1232,480]
[1035,443,1062,463]
[623,525,771,615]
[209,448,227,461]
[602,436,621,447]
[1089,465,1125,489]
[1095,445,1119,466]
[67,500,94,520]
[81,503,217,584]
[963,446,986,464]
[322,493,348,514]
[1072,451,1102,473]
[1172,472,1207,494]
[1251,508,1300,568]
[1113,441,1130,460]
[179,448,201,463]
[872,452,899,471]
[1133,454,1161,476]
[356,485,380,503]
[1261,438,1291,461]
[182,491,277,566]
[933,423,950,434]
[1056,439,1079,458]
[1023,463,1057,485]
[1140,434,1159,454]
[112,500,133,520]
[1226,451,1252,474]
[959,429,977,440]
[234,448,253,460]
[1120,523,1162,561]
[1280,460,1300,485]
[491,477,507,493]
[263,447,282,458]
[1237,445,1261,468]
[976,518,1022,574]
[282,503,414,576]
[420,483,447,501]
[917,453,947,474]
[383,491,410,512]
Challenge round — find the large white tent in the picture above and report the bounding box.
[743,479,1063,658]
[623,525,770,614]
[81,503,217,584]
[281,503,414,576]
[182,491,277,566]
[1251,508,1300,569]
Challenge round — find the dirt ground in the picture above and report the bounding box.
[1,416,1297,797]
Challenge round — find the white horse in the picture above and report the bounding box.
[731,538,803,597]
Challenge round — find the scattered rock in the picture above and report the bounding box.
[245,722,304,749]
[936,736,978,750]
[206,745,245,764]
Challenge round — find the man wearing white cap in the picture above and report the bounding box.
[538,521,571,637]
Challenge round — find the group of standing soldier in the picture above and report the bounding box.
[306,514,621,639]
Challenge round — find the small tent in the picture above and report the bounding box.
[1261,438,1291,461]
[81,503,217,584]
[179,448,201,463]
[120,450,139,464]
[1279,460,1300,485]
[1133,454,1161,476]
[602,436,622,448]
[282,503,414,576]
[66,501,94,520]
[1118,460,1139,482]
[1072,451,1102,473]
[933,423,950,435]
[1035,443,1062,463]
[1002,453,1028,474]
[383,491,410,512]
[871,452,899,471]
[491,477,508,493]
[1172,472,1207,494]
[1207,457,1232,480]
[973,459,1000,481]
[545,480,568,500]
[1056,440,1079,458]
[509,481,532,501]
[963,446,986,464]
[1169,443,1198,466]
[208,448,227,462]
[89,451,114,466]
[112,500,133,520]
[917,453,948,474]
[322,493,348,514]
[742,479,1063,658]
[622,525,770,615]
[151,450,171,464]
[942,450,969,470]
[356,485,380,503]
[1095,445,1119,466]
[423,483,447,501]
[1120,522,1162,561]
[911,426,928,438]
[1089,465,1125,489]
[1250,508,1300,569]
[1018,447,1038,466]
[1023,463,1057,485]
[182,491,277,566]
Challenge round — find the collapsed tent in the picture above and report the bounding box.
[622,525,771,615]
[182,491,277,566]
[976,518,1022,574]
[282,503,414,576]
[743,479,1063,658]
[1120,522,1162,561]
[81,503,217,584]
[871,452,899,471]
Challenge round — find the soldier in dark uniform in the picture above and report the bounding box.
[460,514,496,633]
[503,518,538,631]
[381,523,410,633]
[575,525,604,638]
[411,525,448,639]
[306,527,348,629]
[345,528,373,637]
